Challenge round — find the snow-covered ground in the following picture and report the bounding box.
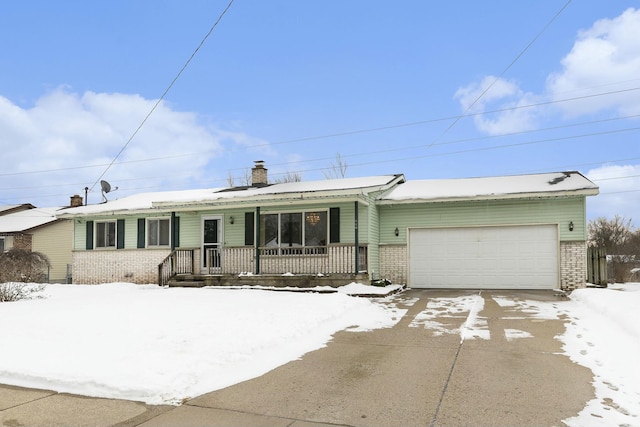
[0,282,404,405]
[560,284,640,427]
[0,282,638,426]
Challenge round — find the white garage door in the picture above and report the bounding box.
[409,225,558,289]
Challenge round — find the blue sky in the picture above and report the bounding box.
[1,1,639,225]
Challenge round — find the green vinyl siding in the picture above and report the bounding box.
[176,214,201,247]
[379,197,587,244]
[223,210,250,246]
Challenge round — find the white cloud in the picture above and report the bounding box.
[547,8,640,117]
[456,8,640,133]
[586,163,640,226]
[453,76,540,135]
[0,88,265,206]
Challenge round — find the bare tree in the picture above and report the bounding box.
[272,171,302,184]
[588,215,633,251]
[226,168,252,187]
[226,170,235,187]
[322,153,348,179]
[588,215,638,282]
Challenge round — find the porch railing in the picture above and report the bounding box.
[205,247,222,274]
[158,249,195,286]
[254,244,367,275]
[158,245,368,284]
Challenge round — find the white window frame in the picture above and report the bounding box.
[147,218,171,247]
[260,210,328,254]
[95,220,117,248]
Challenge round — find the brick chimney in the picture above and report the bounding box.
[251,160,268,187]
[70,194,83,207]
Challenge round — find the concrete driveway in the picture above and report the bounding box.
[0,289,594,427]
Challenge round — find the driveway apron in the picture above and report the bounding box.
[0,289,595,427]
[146,289,594,427]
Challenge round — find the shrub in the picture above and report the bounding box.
[0,248,50,283]
[0,282,46,302]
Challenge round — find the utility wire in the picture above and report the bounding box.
[88,0,235,192]
[426,0,572,147]
[2,86,637,179]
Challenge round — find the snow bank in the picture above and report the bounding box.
[562,283,640,427]
[0,283,400,405]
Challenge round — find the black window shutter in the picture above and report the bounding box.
[86,221,94,250]
[329,207,340,243]
[245,212,255,246]
[137,218,146,248]
[117,219,125,249]
[173,216,180,248]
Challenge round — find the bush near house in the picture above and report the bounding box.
[0,248,50,284]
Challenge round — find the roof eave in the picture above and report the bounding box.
[378,188,600,205]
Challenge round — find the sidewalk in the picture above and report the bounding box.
[0,290,594,426]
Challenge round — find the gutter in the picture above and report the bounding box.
[377,187,600,205]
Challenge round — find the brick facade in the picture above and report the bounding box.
[73,249,170,284]
[379,245,407,284]
[379,242,587,290]
[11,233,32,251]
[559,241,587,290]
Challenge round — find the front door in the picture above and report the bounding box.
[202,216,222,274]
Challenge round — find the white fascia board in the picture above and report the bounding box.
[377,188,600,205]
[57,194,371,218]
[153,193,371,212]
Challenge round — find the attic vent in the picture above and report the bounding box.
[548,173,571,185]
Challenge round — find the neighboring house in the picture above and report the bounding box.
[0,205,74,283]
[0,204,36,217]
[57,162,599,290]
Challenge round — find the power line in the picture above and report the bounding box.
[88,0,235,192]
[2,86,637,179]
[427,0,572,147]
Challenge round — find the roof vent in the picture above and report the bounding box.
[548,173,571,185]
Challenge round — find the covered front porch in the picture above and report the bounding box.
[158,244,369,287]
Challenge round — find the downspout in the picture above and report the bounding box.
[354,200,359,275]
[255,206,261,275]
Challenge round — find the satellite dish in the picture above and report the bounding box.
[100,180,118,203]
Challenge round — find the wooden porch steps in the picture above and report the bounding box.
[167,273,370,289]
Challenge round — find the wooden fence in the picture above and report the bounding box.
[587,247,607,286]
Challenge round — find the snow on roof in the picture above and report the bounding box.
[0,205,20,214]
[379,171,599,203]
[0,207,62,233]
[0,204,35,216]
[58,188,226,216]
[58,175,403,217]
[251,175,402,195]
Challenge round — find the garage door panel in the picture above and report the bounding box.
[409,225,558,290]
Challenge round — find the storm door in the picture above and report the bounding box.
[202,216,222,274]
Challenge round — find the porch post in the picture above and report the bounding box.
[354,201,359,275]
[255,206,261,274]
[170,211,176,251]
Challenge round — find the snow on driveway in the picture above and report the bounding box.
[406,284,640,427]
[0,282,638,427]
